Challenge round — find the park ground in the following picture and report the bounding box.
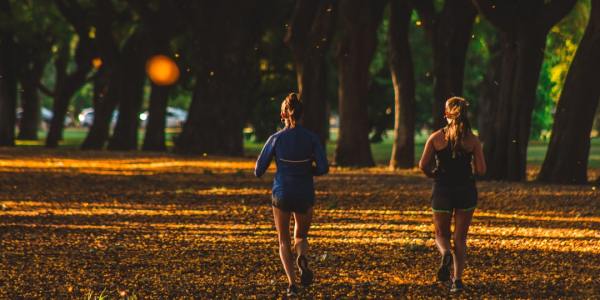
[1,134,599,298]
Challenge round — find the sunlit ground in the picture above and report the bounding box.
[0,148,598,298]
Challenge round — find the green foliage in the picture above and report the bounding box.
[368,12,394,143]
[3,0,594,146]
[463,17,495,129]
[533,0,589,140]
[409,11,435,130]
[249,28,297,142]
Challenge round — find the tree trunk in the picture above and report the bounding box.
[285,0,336,147]
[107,33,146,151]
[431,0,477,130]
[45,46,91,148]
[388,0,416,169]
[333,0,386,167]
[17,57,46,140]
[473,0,577,181]
[81,32,140,150]
[477,35,502,144]
[0,0,17,146]
[136,2,180,152]
[538,0,600,184]
[49,0,96,147]
[175,2,263,156]
[412,0,477,130]
[142,83,171,151]
[80,65,116,150]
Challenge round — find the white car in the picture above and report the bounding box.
[16,107,72,127]
[139,107,187,128]
[78,108,118,128]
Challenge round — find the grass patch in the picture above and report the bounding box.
[13,128,600,168]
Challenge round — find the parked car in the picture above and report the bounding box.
[78,108,118,128]
[139,107,187,128]
[16,107,72,128]
[78,108,95,127]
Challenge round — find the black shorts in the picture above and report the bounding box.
[272,195,314,214]
[431,182,477,213]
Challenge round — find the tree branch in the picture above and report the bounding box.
[37,83,55,97]
[131,1,153,25]
[542,0,577,29]
[53,0,88,36]
[409,0,436,36]
[284,0,320,49]
[471,0,512,31]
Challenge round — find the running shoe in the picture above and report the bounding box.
[436,251,452,282]
[450,279,464,293]
[287,284,299,297]
[296,254,314,286]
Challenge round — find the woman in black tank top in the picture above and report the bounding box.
[419,97,486,293]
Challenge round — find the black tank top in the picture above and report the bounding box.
[433,138,474,185]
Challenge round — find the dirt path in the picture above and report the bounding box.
[1,149,598,298]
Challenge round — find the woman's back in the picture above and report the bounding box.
[434,140,474,185]
[255,125,328,201]
[275,126,317,175]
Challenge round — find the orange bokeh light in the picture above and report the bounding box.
[92,57,102,69]
[146,55,180,86]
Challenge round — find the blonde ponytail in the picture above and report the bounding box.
[444,97,472,157]
[281,92,303,128]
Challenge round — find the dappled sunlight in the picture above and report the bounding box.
[0,157,257,174]
[1,151,598,297]
[2,200,598,254]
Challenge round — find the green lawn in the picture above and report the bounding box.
[246,133,600,168]
[15,128,600,168]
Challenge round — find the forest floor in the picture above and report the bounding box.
[0,148,599,298]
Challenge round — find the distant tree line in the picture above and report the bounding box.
[0,0,598,184]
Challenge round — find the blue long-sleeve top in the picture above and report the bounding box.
[254,125,329,202]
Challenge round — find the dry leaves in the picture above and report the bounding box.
[0,149,598,298]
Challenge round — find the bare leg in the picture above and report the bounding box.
[453,209,474,280]
[273,206,296,286]
[433,212,452,255]
[293,206,313,257]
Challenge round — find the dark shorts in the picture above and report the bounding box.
[272,195,314,214]
[431,182,477,213]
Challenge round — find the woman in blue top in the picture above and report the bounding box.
[419,97,486,293]
[254,92,329,297]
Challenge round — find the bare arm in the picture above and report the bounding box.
[472,138,487,176]
[419,135,436,178]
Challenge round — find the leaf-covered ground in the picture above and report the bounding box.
[0,149,599,298]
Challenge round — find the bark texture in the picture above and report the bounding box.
[388,0,416,169]
[334,0,386,167]
[473,0,577,181]
[175,1,266,156]
[538,0,600,184]
[285,0,337,146]
[0,0,17,146]
[413,0,477,130]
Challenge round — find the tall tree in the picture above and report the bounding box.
[285,0,337,147]
[17,50,48,140]
[81,2,139,150]
[0,0,17,146]
[472,0,577,181]
[175,1,270,155]
[132,0,184,152]
[142,84,171,151]
[477,35,502,145]
[413,0,477,130]
[334,0,386,167]
[106,31,146,151]
[538,0,600,184]
[47,0,95,148]
[388,0,416,169]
